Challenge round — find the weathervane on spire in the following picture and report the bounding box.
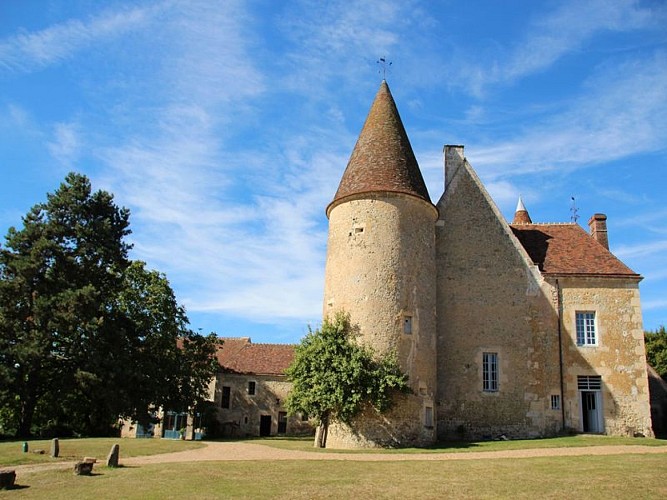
[377,57,392,80]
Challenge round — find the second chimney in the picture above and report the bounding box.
[588,213,609,249]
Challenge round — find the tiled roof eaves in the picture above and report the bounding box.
[543,272,642,280]
[326,189,438,218]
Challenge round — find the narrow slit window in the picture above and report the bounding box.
[403,316,412,334]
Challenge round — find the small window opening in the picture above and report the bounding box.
[551,394,561,410]
[424,407,433,428]
[248,381,256,396]
[403,316,412,334]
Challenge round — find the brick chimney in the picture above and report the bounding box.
[588,213,609,249]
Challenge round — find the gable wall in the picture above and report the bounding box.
[435,155,562,440]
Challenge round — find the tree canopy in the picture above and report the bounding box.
[645,325,667,378]
[0,173,220,437]
[285,312,409,447]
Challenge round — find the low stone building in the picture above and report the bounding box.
[210,338,312,438]
[121,338,313,439]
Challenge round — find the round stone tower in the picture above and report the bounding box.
[323,81,438,448]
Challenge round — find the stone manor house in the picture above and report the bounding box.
[319,80,654,447]
[124,80,659,445]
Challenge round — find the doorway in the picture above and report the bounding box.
[581,391,603,433]
[259,415,272,436]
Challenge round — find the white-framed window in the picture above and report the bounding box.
[551,394,561,410]
[576,311,597,346]
[482,352,498,392]
[248,381,256,396]
[403,316,412,334]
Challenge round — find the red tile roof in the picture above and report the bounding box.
[327,80,432,217]
[215,338,295,376]
[511,223,640,278]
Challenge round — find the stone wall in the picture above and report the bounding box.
[212,373,313,437]
[435,148,562,440]
[323,192,438,447]
[556,277,654,437]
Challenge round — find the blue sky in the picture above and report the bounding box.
[1,0,666,343]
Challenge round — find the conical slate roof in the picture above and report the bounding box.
[327,81,431,216]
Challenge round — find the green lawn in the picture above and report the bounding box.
[245,434,667,453]
[0,437,204,466]
[4,454,667,499]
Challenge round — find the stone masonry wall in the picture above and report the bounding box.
[323,193,438,447]
[556,277,654,437]
[435,150,562,440]
[213,373,312,437]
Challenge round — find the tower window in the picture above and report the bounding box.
[248,381,256,396]
[403,316,412,334]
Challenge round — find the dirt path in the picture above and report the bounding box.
[13,441,667,475]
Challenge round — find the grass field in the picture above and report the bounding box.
[247,434,667,453]
[2,436,666,499]
[4,454,667,499]
[0,437,204,466]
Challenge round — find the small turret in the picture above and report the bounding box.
[512,196,532,224]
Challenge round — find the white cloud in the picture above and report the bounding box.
[48,122,80,165]
[615,240,667,260]
[458,0,661,93]
[471,52,667,179]
[642,298,667,311]
[0,4,155,72]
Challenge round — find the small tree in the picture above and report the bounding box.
[285,312,409,447]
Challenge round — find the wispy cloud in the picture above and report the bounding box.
[471,52,667,179]
[615,240,667,260]
[643,298,667,311]
[48,122,80,165]
[458,0,662,93]
[0,5,155,73]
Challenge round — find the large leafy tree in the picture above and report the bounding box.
[285,312,409,447]
[645,326,667,378]
[0,173,220,437]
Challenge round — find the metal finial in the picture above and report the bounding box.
[377,57,392,80]
[570,196,579,223]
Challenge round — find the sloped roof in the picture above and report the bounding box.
[215,338,295,376]
[511,223,640,278]
[327,80,432,216]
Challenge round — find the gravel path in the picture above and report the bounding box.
[13,440,667,475]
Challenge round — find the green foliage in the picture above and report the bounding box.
[645,325,667,378]
[285,312,409,429]
[0,173,220,437]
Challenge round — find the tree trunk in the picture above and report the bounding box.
[17,394,36,438]
[314,414,329,448]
